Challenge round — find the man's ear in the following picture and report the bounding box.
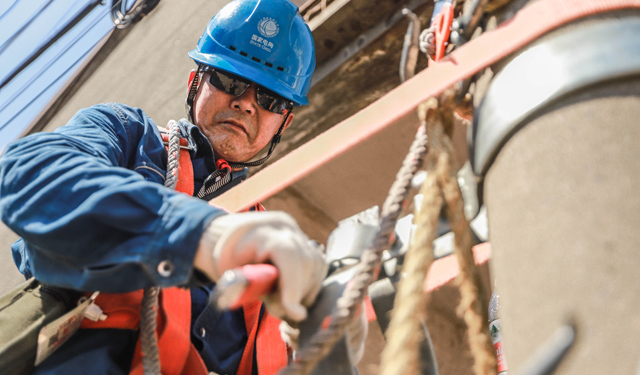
[281,112,294,133]
[187,69,197,91]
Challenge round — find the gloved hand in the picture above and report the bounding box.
[419,26,436,58]
[194,211,327,322]
[279,302,369,364]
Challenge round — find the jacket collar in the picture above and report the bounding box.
[176,118,216,172]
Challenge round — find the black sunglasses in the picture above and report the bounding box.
[203,67,294,115]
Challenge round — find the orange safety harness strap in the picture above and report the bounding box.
[237,301,261,375]
[237,301,288,375]
[256,312,288,374]
[129,287,202,375]
[81,286,208,375]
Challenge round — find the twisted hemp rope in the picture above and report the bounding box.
[140,120,181,375]
[380,99,444,375]
[438,114,496,375]
[380,95,496,375]
[278,108,429,375]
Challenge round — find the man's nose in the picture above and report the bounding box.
[231,84,257,115]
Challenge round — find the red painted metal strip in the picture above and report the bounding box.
[425,242,492,292]
[212,0,640,212]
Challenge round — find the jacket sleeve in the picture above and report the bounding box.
[0,103,224,292]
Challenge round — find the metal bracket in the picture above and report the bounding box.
[472,16,640,176]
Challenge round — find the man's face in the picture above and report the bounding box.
[192,71,294,163]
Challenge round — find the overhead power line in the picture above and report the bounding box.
[0,26,113,135]
[0,0,156,135]
[0,0,21,23]
[0,0,104,91]
[0,0,54,55]
[0,2,113,115]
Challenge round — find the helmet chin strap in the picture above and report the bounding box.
[185,65,203,123]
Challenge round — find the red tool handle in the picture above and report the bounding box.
[229,264,279,309]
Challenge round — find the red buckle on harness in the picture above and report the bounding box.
[160,133,190,148]
[216,159,231,171]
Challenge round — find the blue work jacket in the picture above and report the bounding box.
[0,103,251,375]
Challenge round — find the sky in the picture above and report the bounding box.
[0,0,139,152]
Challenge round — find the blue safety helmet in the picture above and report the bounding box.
[188,0,316,106]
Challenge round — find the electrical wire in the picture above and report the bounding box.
[0,28,112,135]
[0,0,105,91]
[0,0,143,132]
[0,0,55,55]
[0,3,116,134]
[0,0,143,93]
[0,0,21,24]
[0,1,114,114]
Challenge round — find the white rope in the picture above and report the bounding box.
[140,119,181,375]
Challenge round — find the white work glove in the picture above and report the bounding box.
[279,302,369,364]
[194,211,327,322]
[419,26,436,58]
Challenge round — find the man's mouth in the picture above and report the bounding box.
[221,119,248,135]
